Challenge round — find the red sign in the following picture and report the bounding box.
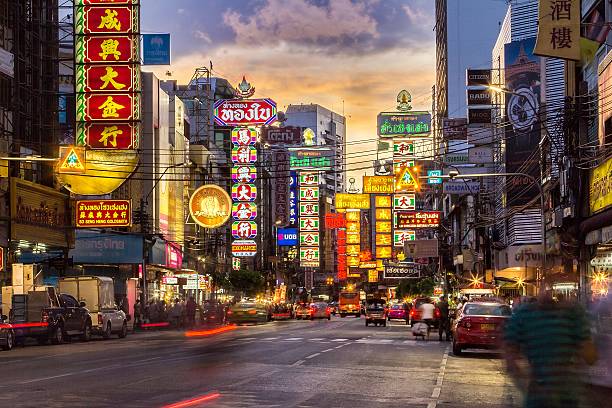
[76,199,131,227]
[214,99,277,126]
[83,6,135,34]
[86,123,136,149]
[83,93,138,121]
[82,64,136,93]
[325,213,346,229]
[80,0,136,4]
[394,211,441,229]
[337,229,347,280]
[79,36,137,64]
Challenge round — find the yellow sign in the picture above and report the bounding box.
[376,221,392,233]
[534,0,580,61]
[375,208,392,220]
[347,256,360,267]
[375,195,392,208]
[360,261,377,269]
[345,210,360,222]
[189,185,232,228]
[376,233,392,246]
[58,146,86,174]
[363,176,394,194]
[347,221,360,233]
[336,193,370,209]
[347,234,360,244]
[376,259,384,272]
[368,269,378,283]
[590,157,612,214]
[376,246,392,259]
[347,244,360,257]
[395,164,420,192]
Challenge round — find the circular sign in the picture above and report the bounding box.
[189,185,231,228]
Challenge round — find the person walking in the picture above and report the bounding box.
[504,293,597,408]
[419,301,435,334]
[436,296,450,341]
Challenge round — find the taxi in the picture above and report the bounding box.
[451,300,511,356]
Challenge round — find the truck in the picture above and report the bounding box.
[10,287,92,344]
[59,276,128,339]
[338,291,361,318]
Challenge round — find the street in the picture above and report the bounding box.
[0,318,520,408]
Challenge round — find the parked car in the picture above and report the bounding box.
[59,276,127,339]
[294,302,312,320]
[451,301,512,356]
[365,300,387,327]
[388,303,410,324]
[10,288,93,345]
[310,302,331,320]
[227,301,268,324]
[0,314,14,351]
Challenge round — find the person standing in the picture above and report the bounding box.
[504,294,597,408]
[436,296,450,341]
[186,297,197,329]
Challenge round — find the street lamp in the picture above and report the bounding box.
[446,170,547,291]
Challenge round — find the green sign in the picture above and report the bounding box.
[299,203,319,216]
[300,232,320,246]
[290,155,331,170]
[377,112,431,137]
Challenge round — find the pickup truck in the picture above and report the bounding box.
[10,288,92,345]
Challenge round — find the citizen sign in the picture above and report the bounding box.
[214,99,277,126]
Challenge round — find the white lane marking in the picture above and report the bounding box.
[309,338,324,341]
[428,346,450,408]
[237,337,256,341]
[284,337,303,341]
[334,345,344,349]
[262,337,279,340]
[331,338,349,342]
[305,352,320,359]
[320,348,334,353]
[291,360,305,366]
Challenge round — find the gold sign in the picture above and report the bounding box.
[375,195,392,208]
[376,246,392,259]
[347,244,360,257]
[336,193,370,209]
[376,259,384,272]
[347,234,360,244]
[189,185,232,228]
[375,208,392,220]
[376,234,392,246]
[363,176,394,194]
[359,261,377,269]
[368,269,378,283]
[590,157,612,214]
[10,178,71,247]
[345,210,360,222]
[347,221,360,233]
[347,256,360,267]
[534,0,580,61]
[376,221,392,233]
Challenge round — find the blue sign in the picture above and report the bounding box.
[143,34,171,65]
[289,171,298,227]
[277,228,298,246]
[70,231,143,264]
[427,170,442,184]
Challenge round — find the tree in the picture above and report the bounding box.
[228,269,265,296]
[396,277,436,299]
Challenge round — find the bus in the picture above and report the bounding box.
[338,291,360,317]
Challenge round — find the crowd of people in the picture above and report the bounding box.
[133,296,198,329]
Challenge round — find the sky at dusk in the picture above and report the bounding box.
[141,0,436,181]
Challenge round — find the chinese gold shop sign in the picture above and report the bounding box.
[363,176,394,194]
[394,211,441,229]
[336,193,370,210]
[189,185,232,228]
[590,157,612,214]
[76,199,131,227]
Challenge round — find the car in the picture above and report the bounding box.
[310,302,331,320]
[294,302,312,319]
[200,301,226,325]
[227,301,268,324]
[388,303,410,324]
[365,300,387,327]
[271,303,292,320]
[410,297,439,328]
[328,301,338,315]
[0,314,14,351]
[451,301,512,356]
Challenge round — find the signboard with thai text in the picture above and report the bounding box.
[76,199,131,227]
[394,211,441,229]
[213,99,277,126]
[383,264,422,279]
[377,112,431,137]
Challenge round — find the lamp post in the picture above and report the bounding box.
[446,170,547,291]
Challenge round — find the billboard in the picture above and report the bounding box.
[599,52,612,147]
[504,38,541,206]
[142,33,170,65]
[466,69,491,86]
[70,231,143,264]
[76,199,131,227]
[442,118,467,140]
[277,228,298,246]
[377,112,431,137]
[261,126,302,145]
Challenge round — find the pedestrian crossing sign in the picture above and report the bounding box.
[395,164,419,192]
[58,146,86,174]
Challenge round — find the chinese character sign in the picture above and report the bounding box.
[534,0,580,61]
[74,1,141,150]
[299,171,320,267]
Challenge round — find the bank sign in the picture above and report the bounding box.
[277,228,298,246]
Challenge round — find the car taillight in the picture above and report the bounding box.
[41,310,49,323]
[410,309,416,317]
[434,309,441,318]
[227,310,233,315]
[98,314,103,326]
[247,309,257,315]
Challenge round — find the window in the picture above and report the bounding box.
[61,294,78,308]
[463,304,511,316]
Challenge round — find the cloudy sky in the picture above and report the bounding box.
[142,0,436,179]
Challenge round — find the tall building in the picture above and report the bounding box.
[285,104,346,195]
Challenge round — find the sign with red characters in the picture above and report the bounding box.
[394,211,441,229]
[85,123,136,149]
[76,199,131,227]
[80,6,137,35]
[214,99,278,126]
[79,65,137,93]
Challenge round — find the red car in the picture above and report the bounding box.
[451,301,512,356]
[387,303,410,324]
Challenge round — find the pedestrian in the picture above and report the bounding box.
[504,292,598,408]
[436,296,450,341]
[419,300,435,334]
[133,299,142,330]
[169,298,181,328]
[186,296,197,328]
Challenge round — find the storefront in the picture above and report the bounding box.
[494,244,541,296]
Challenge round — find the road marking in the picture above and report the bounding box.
[334,345,344,349]
[331,338,349,342]
[237,337,256,341]
[291,360,305,366]
[284,337,303,341]
[261,337,279,340]
[320,348,334,353]
[305,352,320,359]
[428,345,450,408]
[309,337,324,341]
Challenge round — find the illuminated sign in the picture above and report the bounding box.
[427,170,442,184]
[232,221,258,239]
[347,257,360,267]
[375,195,392,208]
[300,232,320,246]
[214,99,278,126]
[347,233,360,244]
[395,164,420,192]
[289,149,332,170]
[76,64,137,93]
[394,230,416,247]
[232,257,241,271]
[76,199,131,227]
[347,221,360,234]
[189,184,232,228]
[277,228,298,246]
[231,146,257,163]
[299,172,319,185]
[394,211,441,229]
[375,208,392,221]
[58,146,86,174]
[261,126,302,145]
[300,248,320,266]
[78,5,137,35]
[377,112,431,137]
[232,202,257,220]
[345,211,360,222]
[368,270,378,283]
[231,183,257,201]
[75,35,139,64]
[384,264,422,279]
[299,186,319,201]
[231,127,257,146]
[376,221,392,233]
[325,213,346,229]
[337,228,347,280]
[289,172,298,226]
[376,246,392,259]
[336,193,370,210]
[393,194,416,210]
[82,123,137,149]
[376,234,392,246]
[299,203,319,216]
[393,139,414,157]
[231,165,257,183]
[300,217,320,231]
[231,239,258,257]
[80,93,139,122]
[362,176,394,194]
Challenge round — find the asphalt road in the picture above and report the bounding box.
[0,317,521,408]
